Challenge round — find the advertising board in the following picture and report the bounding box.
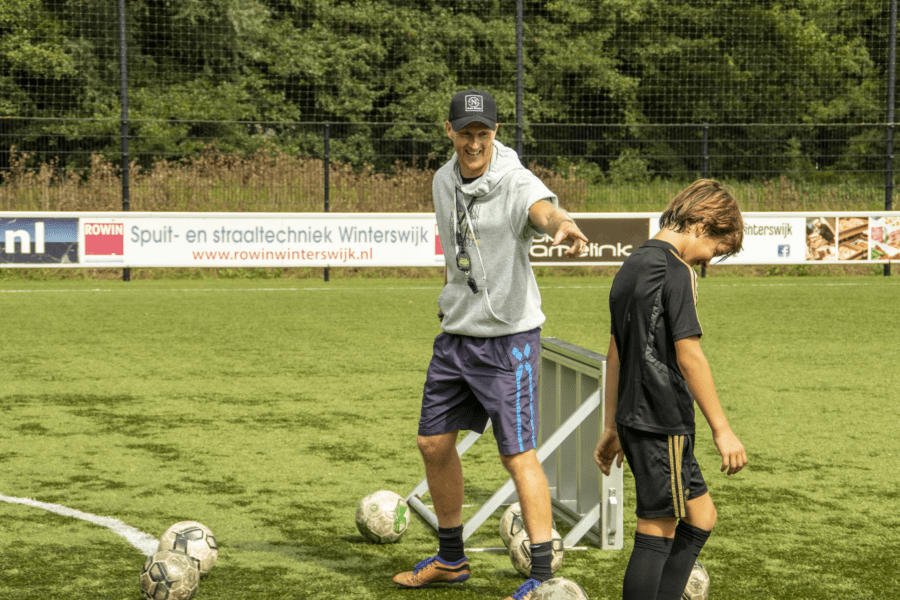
[1,212,897,268]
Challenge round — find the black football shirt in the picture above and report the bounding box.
[608,239,703,435]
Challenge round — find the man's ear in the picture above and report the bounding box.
[445,121,454,140]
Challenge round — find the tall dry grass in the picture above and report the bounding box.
[0,145,887,215]
[1,147,890,280]
[0,146,426,213]
[1,146,591,213]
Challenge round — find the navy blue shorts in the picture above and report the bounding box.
[419,328,541,456]
[617,424,708,519]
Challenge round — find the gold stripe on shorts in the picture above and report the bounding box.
[669,435,686,518]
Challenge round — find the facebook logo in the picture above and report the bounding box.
[778,245,791,258]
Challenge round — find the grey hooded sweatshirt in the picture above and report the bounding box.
[434,139,558,337]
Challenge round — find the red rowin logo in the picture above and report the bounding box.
[84,222,124,256]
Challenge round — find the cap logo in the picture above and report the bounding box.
[465,95,483,112]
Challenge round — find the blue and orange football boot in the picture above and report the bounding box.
[503,578,542,600]
[392,555,470,588]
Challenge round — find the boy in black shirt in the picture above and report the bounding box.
[594,179,748,600]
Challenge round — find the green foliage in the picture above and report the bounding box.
[607,147,652,185]
[0,0,895,175]
[3,0,892,125]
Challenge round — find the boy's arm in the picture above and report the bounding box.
[594,335,624,476]
[675,335,748,475]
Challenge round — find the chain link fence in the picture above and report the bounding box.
[1,0,897,213]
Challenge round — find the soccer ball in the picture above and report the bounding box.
[508,527,564,577]
[140,549,200,600]
[499,502,557,549]
[499,502,525,548]
[355,490,409,543]
[682,561,710,600]
[533,577,590,600]
[158,521,218,576]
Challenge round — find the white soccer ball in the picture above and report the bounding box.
[140,549,200,600]
[533,577,591,600]
[682,561,710,600]
[500,502,526,548]
[355,490,409,543]
[499,502,557,549]
[508,527,564,577]
[157,521,218,576]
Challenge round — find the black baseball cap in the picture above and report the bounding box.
[448,89,498,131]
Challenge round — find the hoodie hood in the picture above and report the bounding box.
[449,140,526,198]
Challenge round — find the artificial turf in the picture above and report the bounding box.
[0,275,897,599]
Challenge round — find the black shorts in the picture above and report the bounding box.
[617,424,708,519]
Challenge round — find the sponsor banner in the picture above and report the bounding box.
[1,213,441,268]
[534,212,900,266]
[0,218,79,264]
[0,212,897,268]
[118,214,439,267]
[727,217,806,264]
[806,215,900,262]
[530,216,649,264]
[648,215,809,265]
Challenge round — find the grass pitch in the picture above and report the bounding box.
[0,275,898,600]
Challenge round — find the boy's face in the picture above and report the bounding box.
[684,226,729,267]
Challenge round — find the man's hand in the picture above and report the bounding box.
[553,219,588,257]
[594,428,625,476]
[528,200,588,257]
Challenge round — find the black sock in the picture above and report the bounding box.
[656,521,711,600]
[437,525,465,563]
[623,533,674,600]
[529,541,554,582]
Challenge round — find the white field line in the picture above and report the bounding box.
[0,494,589,556]
[0,493,158,556]
[0,281,896,294]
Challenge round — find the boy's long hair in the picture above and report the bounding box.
[659,179,744,259]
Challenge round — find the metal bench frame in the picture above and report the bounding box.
[406,337,624,549]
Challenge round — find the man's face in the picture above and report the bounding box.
[445,121,497,178]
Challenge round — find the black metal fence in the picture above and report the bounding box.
[1,120,894,214]
[1,1,897,278]
[2,0,897,212]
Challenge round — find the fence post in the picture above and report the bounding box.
[324,122,330,283]
[702,124,710,179]
[118,0,131,282]
[701,124,709,278]
[886,0,897,277]
[515,0,524,159]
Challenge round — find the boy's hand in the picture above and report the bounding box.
[713,427,747,475]
[594,428,625,476]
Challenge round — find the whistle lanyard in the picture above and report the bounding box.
[449,187,509,323]
[454,189,478,247]
[453,187,484,294]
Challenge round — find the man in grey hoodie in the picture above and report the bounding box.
[393,89,588,600]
